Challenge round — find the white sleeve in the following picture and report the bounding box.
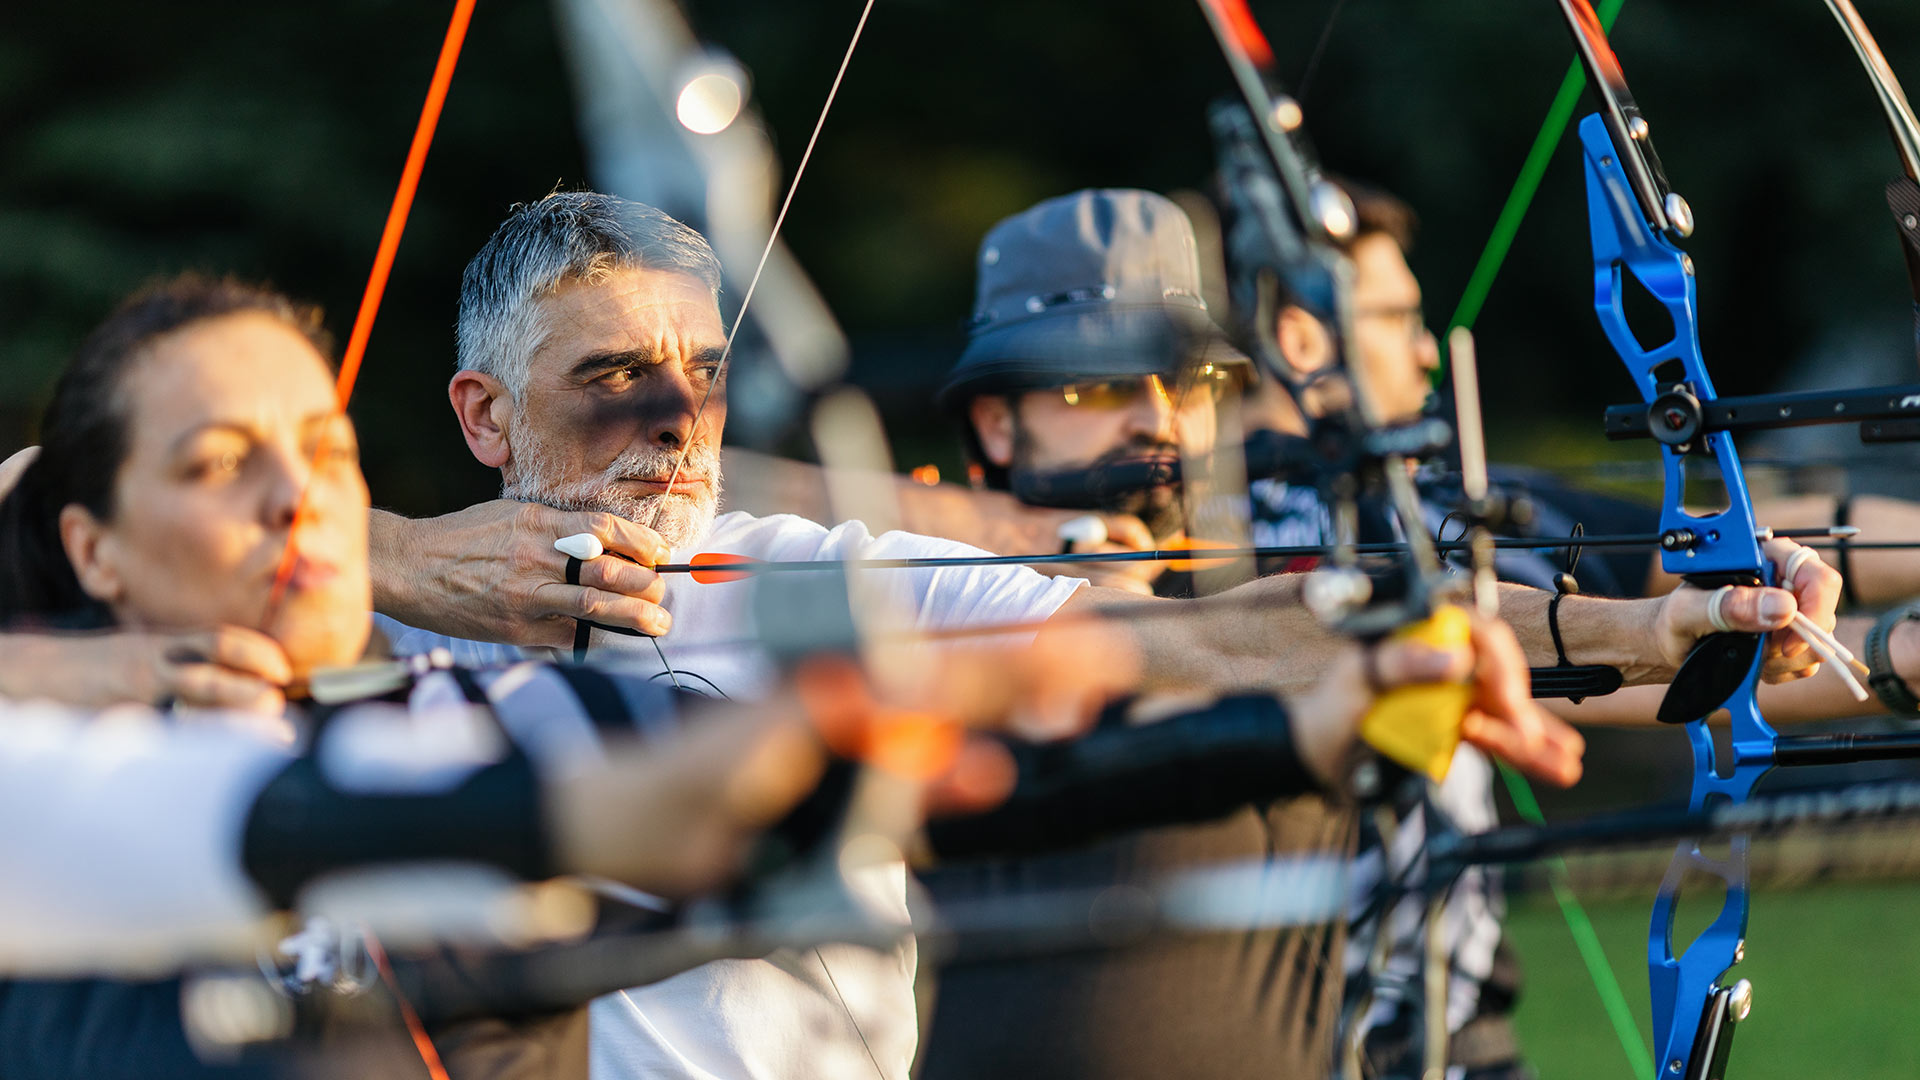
[0,706,289,975]
[832,523,1085,640]
[372,612,527,667]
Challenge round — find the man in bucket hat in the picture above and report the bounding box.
[916,190,1356,1079]
[936,188,1250,595]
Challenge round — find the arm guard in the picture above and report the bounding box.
[927,693,1318,860]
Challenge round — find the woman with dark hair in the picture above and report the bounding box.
[0,275,868,1079]
[0,278,340,711]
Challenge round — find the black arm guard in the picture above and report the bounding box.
[927,694,1318,860]
[241,754,553,909]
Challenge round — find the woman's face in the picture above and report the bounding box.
[66,312,372,679]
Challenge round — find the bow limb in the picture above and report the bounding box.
[1555,3,1770,1075]
[1820,0,1920,359]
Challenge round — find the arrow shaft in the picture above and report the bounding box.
[660,527,1880,578]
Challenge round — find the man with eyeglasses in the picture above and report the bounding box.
[916,186,1368,1079]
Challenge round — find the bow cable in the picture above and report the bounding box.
[631,0,875,684]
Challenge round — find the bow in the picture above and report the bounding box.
[1822,0,1920,362]
[1551,2,1920,1075]
[1194,2,1506,1073]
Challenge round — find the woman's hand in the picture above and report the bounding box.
[0,625,292,714]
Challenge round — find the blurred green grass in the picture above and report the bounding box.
[1506,880,1920,1079]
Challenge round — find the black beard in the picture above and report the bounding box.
[1008,430,1198,541]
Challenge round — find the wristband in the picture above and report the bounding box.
[1864,602,1920,717]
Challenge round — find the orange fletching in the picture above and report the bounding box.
[1165,537,1239,572]
[687,552,760,584]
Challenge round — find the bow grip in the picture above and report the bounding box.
[1657,572,1764,726]
[1360,604,1470,782]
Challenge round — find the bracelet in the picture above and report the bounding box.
[1864,601,1920,717]
[1548,590,1574,668]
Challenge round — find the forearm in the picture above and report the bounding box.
[724,447,1076,555]
[1830,496,1920,607]
[926,693,1318,860]
[1053,574,1342,696]
[1544,615,1902,727]
[1497,583,1675,685]
[0,634,88,704]
[368,507,425,626]
[720,447,836,523]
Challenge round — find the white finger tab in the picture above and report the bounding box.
[553,533,605,561]
[1057,515,1108,548]
[1707,585,1736,634]
[1783,546,1820,586]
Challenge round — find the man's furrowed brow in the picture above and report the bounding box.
[567,347,657,381]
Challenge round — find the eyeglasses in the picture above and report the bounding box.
[1058,363,1236,410]
[1352,303,1428,346]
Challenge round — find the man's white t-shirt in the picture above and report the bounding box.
[378,510,1086,1080]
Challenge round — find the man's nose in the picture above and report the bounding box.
[644,372,706,449]
[1415,328,1441,372]
[1123,376,1179,440]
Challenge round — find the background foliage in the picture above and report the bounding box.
[8,0,1920,512]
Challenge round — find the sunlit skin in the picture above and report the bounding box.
[968,373,1219,533]
[1271,232,1441,426]
[452,268,729,497]
[57,314,373,681]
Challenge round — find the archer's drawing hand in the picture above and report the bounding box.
[0,625,292,714]
[1058,513,1167,596]
[1289,614,1583,789]
[369,502,671,649]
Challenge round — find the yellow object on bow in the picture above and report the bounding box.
[1359,604,1470,782]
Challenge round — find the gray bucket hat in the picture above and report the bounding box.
[937,188,1248,410]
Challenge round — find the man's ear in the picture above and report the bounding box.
[967,395,1017,467]
[1275,305,1334,379]
[59,503,122,606]
[449,370,514,469]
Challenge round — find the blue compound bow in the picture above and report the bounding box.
[1553,6,1768,1076]
[1554,1,1920,1075]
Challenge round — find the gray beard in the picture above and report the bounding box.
[501,430,723,550]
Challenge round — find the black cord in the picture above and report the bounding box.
[565,556,591,662]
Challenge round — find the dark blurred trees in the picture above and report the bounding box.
[5,0,1920,514]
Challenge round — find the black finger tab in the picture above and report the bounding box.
[1657,632,1760,725]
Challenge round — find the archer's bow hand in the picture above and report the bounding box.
[368,501,671,649]
[1649,537,1844,685]
[1757,536,1845,682]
